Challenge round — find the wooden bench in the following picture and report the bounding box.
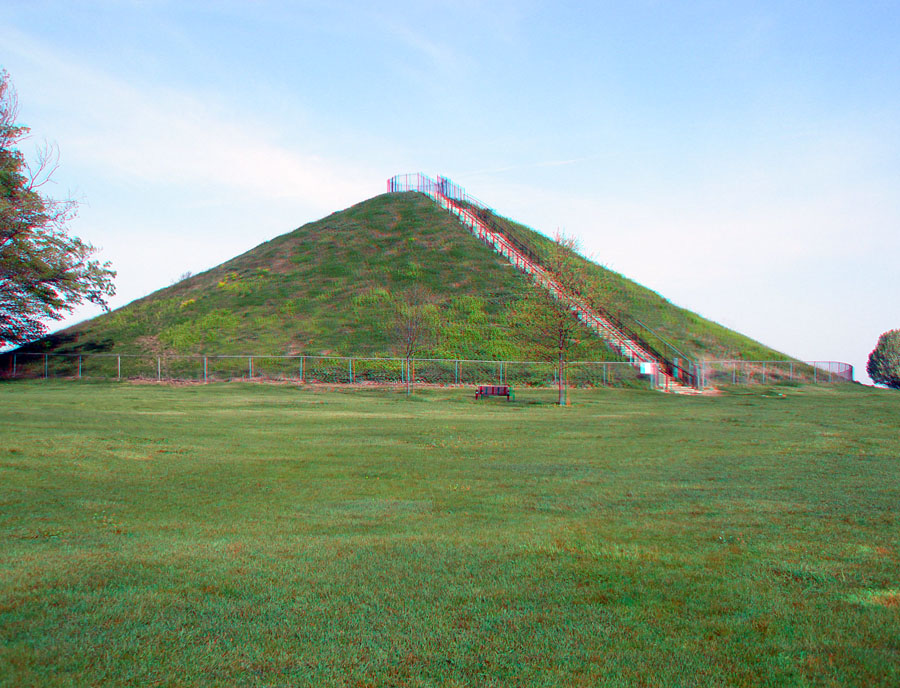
[475,384,512,401]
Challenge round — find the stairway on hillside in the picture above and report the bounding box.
[390,175,699,393]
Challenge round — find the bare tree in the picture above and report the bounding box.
[392,285,437,395]
[171,271,193,285]
[510,233,586,405]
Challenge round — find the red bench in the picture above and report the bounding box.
[475,384,512,401]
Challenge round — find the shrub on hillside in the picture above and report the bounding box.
[867,329,900,389]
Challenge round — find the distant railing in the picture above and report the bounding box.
[469,207,544,268]
[699,360,853,386]
[1,352,853,387]
[566,284,700,387]
[387,173,491,210]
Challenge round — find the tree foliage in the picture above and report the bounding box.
[0,70,115,347]
[867,329,900,389]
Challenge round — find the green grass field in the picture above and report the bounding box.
[1,381,898,687]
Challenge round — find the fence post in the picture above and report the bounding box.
[349,358,354,383]
[204,356,208,383]
[78,356,82,380]
[814,365,818,384]
[157,357,161,381]
[763,362,767,383]
[790,362,793,381]
[249,357,253,379]
[300,356,304,382]
[44,354,48,379]
[455,360,459,385]
[117,355,121,381]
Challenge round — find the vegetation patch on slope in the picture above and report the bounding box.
[482,209,790,361]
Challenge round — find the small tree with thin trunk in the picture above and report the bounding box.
[867,329,900,389]
[392,285,437,394]
[509,233,587,405]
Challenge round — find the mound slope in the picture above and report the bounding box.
[24,191,786,363]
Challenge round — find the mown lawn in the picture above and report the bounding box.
[1,381,898,687]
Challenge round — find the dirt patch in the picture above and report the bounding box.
[848,588,900,608]
[135,335,172,355]
[873,591,900,608]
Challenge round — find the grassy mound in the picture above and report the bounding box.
[28,192,787,363]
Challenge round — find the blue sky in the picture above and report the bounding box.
[2,1,898,382]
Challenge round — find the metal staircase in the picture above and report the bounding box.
[387,174,701,392]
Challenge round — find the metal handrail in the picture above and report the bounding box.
[458,202,698,386]
[389,174,701,386]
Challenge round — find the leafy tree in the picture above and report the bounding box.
[509,233,588,405]
[0,70,115,348]
[867,329,900,389]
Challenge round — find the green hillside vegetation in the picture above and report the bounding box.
[33,194,613,362]
[29,192,786,364]
[482,209,788,361]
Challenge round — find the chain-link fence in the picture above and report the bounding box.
[1,353,646,388]
[1,353,853,388]
[698,360,853,386]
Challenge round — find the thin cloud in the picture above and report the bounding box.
[1,28,374,212]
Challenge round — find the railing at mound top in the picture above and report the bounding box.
[387,173,491,210]
[387,173,700,388]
